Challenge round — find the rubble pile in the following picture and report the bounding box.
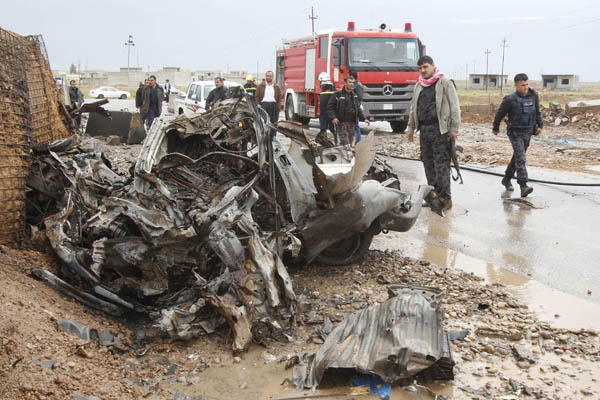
[291,250,600,398]
[25,95,297,352]
[542,102,600,130]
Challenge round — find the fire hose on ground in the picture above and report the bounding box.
[377,152,600,187]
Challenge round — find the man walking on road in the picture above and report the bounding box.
[327,75,370,150]
[492,73,542,197]
[407,55,461,211]
[255,71,282,124]
[141,75,164,129]
[205,77,227,111]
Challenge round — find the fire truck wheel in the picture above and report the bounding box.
[390,121,408,133]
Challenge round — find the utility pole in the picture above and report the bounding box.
[308,6,318,35]
[500,37,508,95]
[256,60,259,80]
[124,35,135,92]
[466,63,469,89]
[484,49,491,92]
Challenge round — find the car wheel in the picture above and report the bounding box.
[97,94,104,99]
[390,120,408,133]
[315,223,379,266]
[119,94,127,99]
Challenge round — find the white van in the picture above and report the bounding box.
[175,80,243,116]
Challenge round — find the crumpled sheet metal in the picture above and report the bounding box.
[321,131,376,195]
[300,180,413,261]
[296,285,454,388]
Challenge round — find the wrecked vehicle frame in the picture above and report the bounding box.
[26,90,430,349]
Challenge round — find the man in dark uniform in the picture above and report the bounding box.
[243,75,257,98]
[407,56,461,211]
[493,73,542,197]
[316,72,335,147]
[327,75,370,150]
[205,77,227,111]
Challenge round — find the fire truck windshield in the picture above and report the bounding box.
[348,37,419,69]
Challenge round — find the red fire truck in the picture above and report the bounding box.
[276,21,426,132]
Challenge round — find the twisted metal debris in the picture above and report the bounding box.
[27,90,430,350]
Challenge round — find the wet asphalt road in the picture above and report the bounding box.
[375,155,600,328]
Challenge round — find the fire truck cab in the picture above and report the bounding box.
[276,22,425,132]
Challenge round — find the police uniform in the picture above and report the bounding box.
[418,81,452,202]
[493,89,542,187]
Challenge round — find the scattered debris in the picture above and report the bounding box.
[542,102,600,130]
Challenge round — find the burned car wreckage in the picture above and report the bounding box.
[26,89,431,351]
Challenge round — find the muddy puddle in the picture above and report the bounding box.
[372,234,600,331]
[167,346,456,400]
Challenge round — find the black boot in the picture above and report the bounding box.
[501,177,514,191]
[520,183,533,197]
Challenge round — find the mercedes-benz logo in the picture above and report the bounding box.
[382,85,393,96]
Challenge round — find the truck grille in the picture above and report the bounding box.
[362,83,415,102]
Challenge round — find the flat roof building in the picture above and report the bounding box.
[468,74,509,90]
[541,74,579,91]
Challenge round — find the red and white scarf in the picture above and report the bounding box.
[418,67,444,87]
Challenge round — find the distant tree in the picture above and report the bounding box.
[69,63,77,74]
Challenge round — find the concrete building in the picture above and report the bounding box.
[468,74,509,90]
[55,67,253,92]
[541,74,579,91]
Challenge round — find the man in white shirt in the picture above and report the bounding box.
[163,79,171,103]
[255,71,282,124]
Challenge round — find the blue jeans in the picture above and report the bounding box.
[354,119,361,143]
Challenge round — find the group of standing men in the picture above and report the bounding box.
[317,72,369,149]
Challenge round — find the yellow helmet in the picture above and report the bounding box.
[246,75,254,81]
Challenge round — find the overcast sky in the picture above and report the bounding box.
[3,0,599,81]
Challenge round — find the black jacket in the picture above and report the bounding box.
[206,86,227,110]
[493,88,543,132]
[69,87,84,106]
[319,83,335,115]
[243,83,257,95]
[327,88,366,122]
[135,85,144,108]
